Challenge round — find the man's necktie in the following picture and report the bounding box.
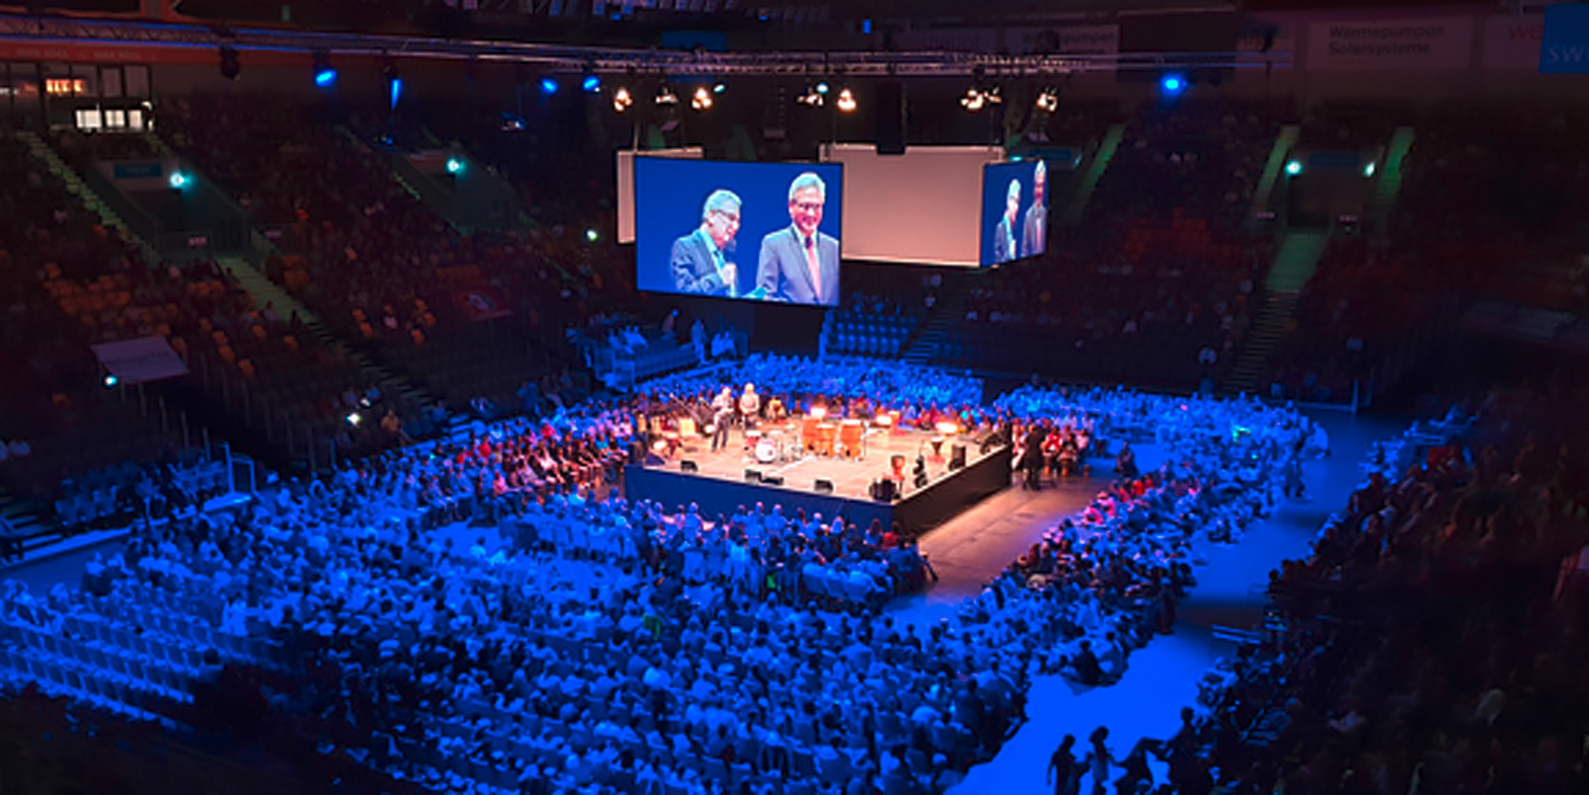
[805,235,822,301]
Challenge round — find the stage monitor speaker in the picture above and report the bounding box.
[870,478,898,502]
[681,460,698,473]
[744,468,762,482]
[875,80,905,155]
[762,475,784,486]
[949,444,967,471]
[814,479,835,494]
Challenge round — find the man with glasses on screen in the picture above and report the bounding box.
[756,172,839,305]
[994,178,1021,265]
[1023,161,1047,259]
[671,189,742,298]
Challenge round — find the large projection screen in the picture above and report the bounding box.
[634,158,844,307]
[822,144,1003,267]
[617,148,702,244]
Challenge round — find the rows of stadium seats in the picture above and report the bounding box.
[828,311,917,358]
[53,454,229,531]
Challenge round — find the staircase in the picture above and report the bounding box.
[0,486,55,556]
[1060,123,1126,226]
[336,125,470,236]
[1221,230,1330,396]
[214,256,436,432]
[16,130,159,265]
[1367,126,1416,229]
[1246,124,1300,230]
[902,273,977,367]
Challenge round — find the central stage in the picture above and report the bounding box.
[624,422,1012,536]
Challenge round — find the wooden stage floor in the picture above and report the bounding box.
[658,421,981,501]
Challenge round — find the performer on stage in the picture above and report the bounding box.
[739,383,761,431]
[710,386,735,451]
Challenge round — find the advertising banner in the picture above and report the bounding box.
[1306,17,1475,71]
[1541,3,1589,73]
[1483,14,1545,71]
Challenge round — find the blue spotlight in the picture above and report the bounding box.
[168,171,188,189]
[446,157,464,175]
[582,74,601,93]
[815,81,830,95]
[1160,74,1186,95]
[314,68,337,88]
[389,78,403,109]
[540,77,559,95]
[1285,160,1303,176]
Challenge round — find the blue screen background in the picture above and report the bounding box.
[634,158,844,306]
[980,160,1050,267]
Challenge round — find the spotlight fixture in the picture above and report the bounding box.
[960,86,986,112]
[1285,160,1303,176]
[581,72,601,93]
[312,51,336,89]
[835,87,857,113]
[1160,73,1187,97]
[815,81,830,95]
[540,77,559,96]
[1035,87,1059,113]
[445,157,464,175]
[612,86,634,113]
[655,83,678,106]
[168,171,189,189]
[712,82,727,94]
[1363,161,1376,177]
[797,83,825,107]
[691,86,713,111]
[983,85,1003,105]
[103,374,118,388]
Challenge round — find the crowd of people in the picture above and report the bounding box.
[1171,389,1589,795]
[0,354,1324,794]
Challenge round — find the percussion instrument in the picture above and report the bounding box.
[817,423,838,456]
[744,429,762,452]
[839,419,864,459]
[756,437,778,464]
[678,417,697,437]
[802,417,821,451]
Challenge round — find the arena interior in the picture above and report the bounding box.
[0,0,1588,793]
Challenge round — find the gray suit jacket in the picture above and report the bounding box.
[1022,204,1047,259]
[755,226,839,305]
[993,215,1018,264]
[670,229,735,297]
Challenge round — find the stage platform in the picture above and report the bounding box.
[624,421,1012,536]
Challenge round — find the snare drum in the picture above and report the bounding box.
[744,429,762,452]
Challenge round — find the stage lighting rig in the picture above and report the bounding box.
[835,87,857,113]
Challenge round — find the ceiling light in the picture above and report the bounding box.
[835,87,857,113]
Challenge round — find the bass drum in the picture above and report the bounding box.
[755,437,778,464]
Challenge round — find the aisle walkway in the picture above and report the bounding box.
[952,411,1400,793]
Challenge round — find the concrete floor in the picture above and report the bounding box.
[948,409,1402,794]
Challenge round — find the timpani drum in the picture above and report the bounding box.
[817,423,838,456]
[744,429,762,453]
[839,419,864,459]
[802,417,821,451]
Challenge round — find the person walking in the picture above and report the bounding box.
[1047,734,1080,795]
[1082,726,1114,795]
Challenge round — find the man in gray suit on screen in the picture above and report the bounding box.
[671,189,742,297]
[992,177,1020,265]
[755,172,839,305]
